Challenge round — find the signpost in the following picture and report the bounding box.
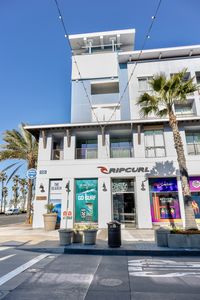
[27,168,37,180]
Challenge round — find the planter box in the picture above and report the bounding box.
[83,229,98,245]
[58,229,73,246]
[43,213,57,231]
[155,228,170,247]
[168,233,200,249]
[73,231,83,243]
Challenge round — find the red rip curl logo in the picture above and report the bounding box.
[97,166,109,174]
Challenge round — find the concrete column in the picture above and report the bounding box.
[98,177,112,228]
[60,178,74,229]
[38,132,52,161]
[32,177,49,228]
[135,176,152,228]
[98,133,110,159]
[64,135,75,160]
[177,176,185,228]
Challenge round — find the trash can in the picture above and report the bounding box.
[107,221,121,248]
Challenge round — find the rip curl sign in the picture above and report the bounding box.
[97,166,149,174]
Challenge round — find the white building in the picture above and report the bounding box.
[25,29,200,229]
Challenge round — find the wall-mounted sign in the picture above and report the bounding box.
[27,168,37,179]
[36,196,47,201]
[75,179,98,223]
[98,166,149,174]
[50,180,62,193]
[63,210,72,220]
[39,170,47,175]
[49,179,62,224]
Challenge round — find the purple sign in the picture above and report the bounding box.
[189,177,200,192]
[149,178,178,192]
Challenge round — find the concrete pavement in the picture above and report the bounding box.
[1,224,200,256]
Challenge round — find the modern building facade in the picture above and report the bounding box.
[25,29,200,229]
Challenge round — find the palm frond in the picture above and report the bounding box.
[6,164,23,184]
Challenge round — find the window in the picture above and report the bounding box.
[144,129,165,158]
[174,101,194,116]
[170,72,191,82]
[110,137,133,158]
[91,81,119,95]
[92,104,120,122]
[51,136,63,160]
[195,72,200,85]
[76,139,98,159]
[185,132,200,155]
[138,77,153,92]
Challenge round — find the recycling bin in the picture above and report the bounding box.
[107,221,121,248]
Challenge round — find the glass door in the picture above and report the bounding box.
[112,178,136,227]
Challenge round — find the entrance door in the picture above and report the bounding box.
[112,179,136,227]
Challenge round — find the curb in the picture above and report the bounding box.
[19,246,200,256]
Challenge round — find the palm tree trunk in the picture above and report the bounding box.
[0,182,3,213]
[25,179,32,224]
[169,110,197,230]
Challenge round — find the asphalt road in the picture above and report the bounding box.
[0,214,26,227]
[0,252,200,300]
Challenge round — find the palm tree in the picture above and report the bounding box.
[12,175,20,209]
[19,178,28,212]
[2,186,8,213]
[0,124,38,223]
[0,171,7,213]
[137,69,199,230]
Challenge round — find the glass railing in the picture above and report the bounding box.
[76,148,98,159]
[187,144,200,155]
[145,146,166,158]
[110,147,133,158]
[51,149,64,160]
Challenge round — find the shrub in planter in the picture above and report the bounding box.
[43,203,57,231]
[168,228,200,248]
[58,229,73,246]
[83,224,98,245]
[73,224,84,243]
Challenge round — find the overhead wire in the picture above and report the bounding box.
[105,0,162,125]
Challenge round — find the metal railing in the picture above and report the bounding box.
[145,146,166,158]
[187,144,200,155]
[110,147,134,158]
[51,149,64,160]
[76,148,98,159]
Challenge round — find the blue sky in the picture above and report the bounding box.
[0,0,200,189]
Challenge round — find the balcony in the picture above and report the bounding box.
[187,144,200,155]
[52,149,64,160]
[110,147,133,158]
[145,146,166,158]
[76,148,98,159]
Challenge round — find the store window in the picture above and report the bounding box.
[149,178,181,222]
[75,179,98,223]
[144,129,166,158]
[49,179,62,226]
[189,177,200,220]
[185,132,200,155]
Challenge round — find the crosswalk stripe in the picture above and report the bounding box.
[0,254,48,286]
[0,254,15,262]
[0,247,13,252]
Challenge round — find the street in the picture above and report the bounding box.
[0,214,26,227]
[0,251,200,299]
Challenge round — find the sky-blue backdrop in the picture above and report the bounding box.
[0,0,200,195]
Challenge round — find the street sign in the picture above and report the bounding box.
[27,168,37,179]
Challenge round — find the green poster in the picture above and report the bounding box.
[75,179,98,223]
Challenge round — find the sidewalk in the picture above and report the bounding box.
[0,224,200,256]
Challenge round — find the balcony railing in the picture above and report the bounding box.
[145,146,166,158]
[76,148,98,159]
[110,147,133,158]
[51,149,64,160]
[187,144,200,155]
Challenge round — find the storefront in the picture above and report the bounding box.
[190,177,200,223]
[149,178,181,224]
[112,178,136,227]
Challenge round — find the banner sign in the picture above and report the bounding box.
[189,177,200,192]
[149,178,178,192]
[75,179,98,223]
[49,179,62,224]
